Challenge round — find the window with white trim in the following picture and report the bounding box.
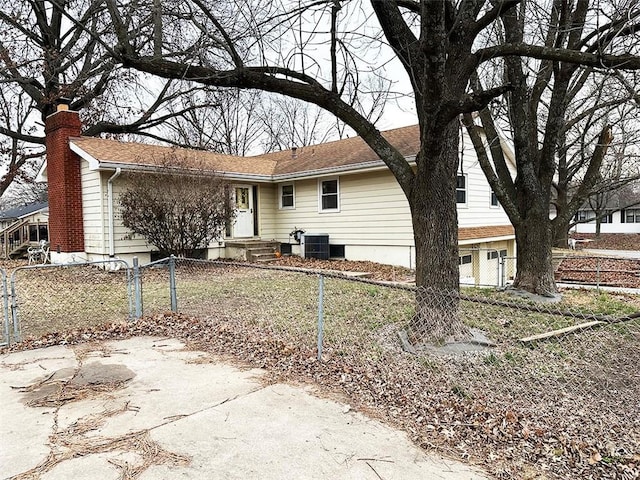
[456,175,467,204]
[459,254,472,265]
[280,184,295,209]
[319,178,339,212]
[487,249,508,260]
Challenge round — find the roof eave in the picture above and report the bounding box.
[272,155,417,182]
[95,161,273,182]
[458,234,515,245]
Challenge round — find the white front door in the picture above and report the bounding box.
[233,186,254,238]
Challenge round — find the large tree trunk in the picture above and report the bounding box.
[552,184,571,248]
[552,216,571,249]
[513,202,558,296]
[408,121,469,344]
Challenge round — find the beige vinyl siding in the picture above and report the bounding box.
[270,155,512,248]
[258,184,278,239]
[110,176,157,254]
[272,170,413,247]
[81,161,105,254]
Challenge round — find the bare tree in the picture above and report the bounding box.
[81,0,640,338]
[551,77,640,246]
[160,87,266,155]
[259,96,337,152]
[465,0,640,295]
[0,0,217,197]
[119,158,235,257]
[160,87,339,155]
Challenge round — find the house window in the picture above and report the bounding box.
[280,184,295,209]
[490,191,499,207]
[488,249,507,260]
[319,178,339,212]
[625,208,640,223]
[601,211,613,223]
[456,175,467,204]
[459,254,472,265]
[575,210,595,223]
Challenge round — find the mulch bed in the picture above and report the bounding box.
[573,233,640,251]
[556,257,640,289]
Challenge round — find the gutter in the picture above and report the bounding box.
[107,168,122,256]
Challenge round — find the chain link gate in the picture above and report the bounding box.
[7,260,133,344]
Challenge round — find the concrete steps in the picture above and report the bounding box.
[225,239,281,262]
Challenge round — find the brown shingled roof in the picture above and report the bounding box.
[458,225,515,241]
[70,124,422,177]
[70,137,277,176]
[262,124,421,175]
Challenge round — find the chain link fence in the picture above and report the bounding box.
[132,258,639,479]
[458,250,640,291]
[2,255,639,478]
[7,260,132,343]
[554,254,640,290]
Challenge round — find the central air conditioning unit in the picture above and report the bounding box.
[301,233,330,260]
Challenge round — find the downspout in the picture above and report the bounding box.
[107,168,122,257]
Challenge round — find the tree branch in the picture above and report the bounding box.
[475,43,640,69]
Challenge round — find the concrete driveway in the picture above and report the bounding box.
[1,337,487,480]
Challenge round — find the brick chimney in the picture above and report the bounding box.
[45,103,85,254]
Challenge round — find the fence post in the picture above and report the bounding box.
[317,274,325,361]
[2,270,10,345]
[133,257,142,319]
[596,257,601,293]
[169,255,178,312]
[9,273,20,344]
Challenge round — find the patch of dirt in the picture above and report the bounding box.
[264,256,415,282]
[556,256,640,288]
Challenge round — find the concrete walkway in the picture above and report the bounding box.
[1,337,487,480]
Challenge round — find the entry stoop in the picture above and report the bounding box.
[225,240,281,262]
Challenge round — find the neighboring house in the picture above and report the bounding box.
[572,206,640,234]
[0,202,49,258]
[38,106,516,285]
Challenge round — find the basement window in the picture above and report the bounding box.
[329,244,345,258]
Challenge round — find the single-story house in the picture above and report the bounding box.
[0,202,49,258]
[39,105,516,285]
[572,206,640,234]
